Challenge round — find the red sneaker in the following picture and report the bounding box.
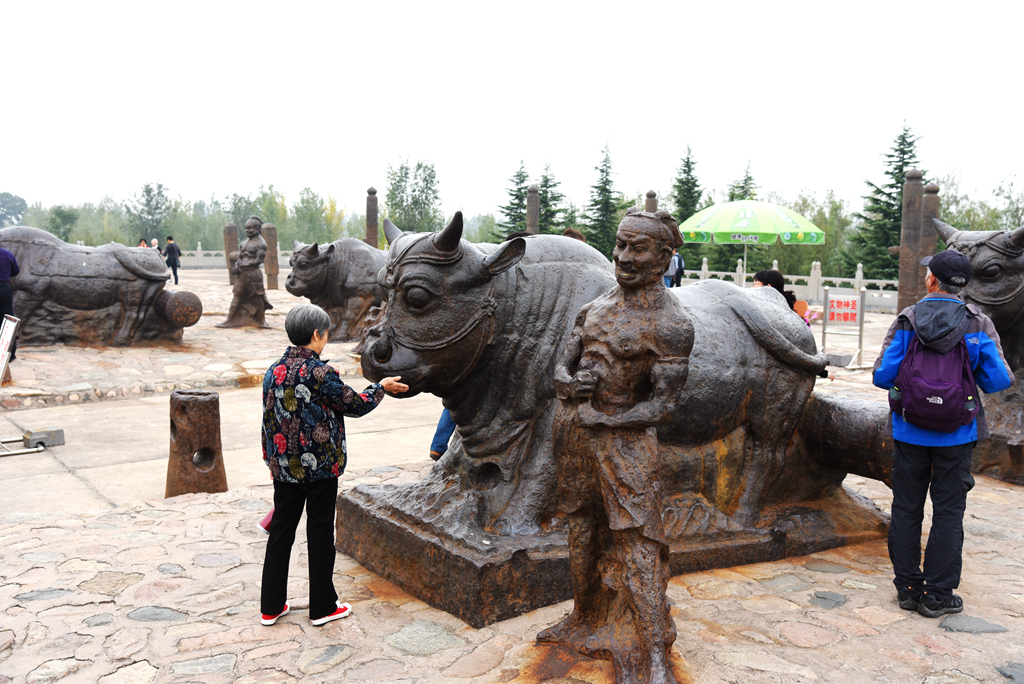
[260,603,290,626]
[311,601,352,626]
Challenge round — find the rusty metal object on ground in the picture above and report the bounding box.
[165,390,227,498]
[934,219,1024,484]
[339,209,892,627]
[0,226,201,346]
[217,216,273,329]
[153,290,203,328]
[286,238,386,341]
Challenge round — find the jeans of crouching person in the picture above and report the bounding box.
[888,440,975,601]
[261,477,339,620]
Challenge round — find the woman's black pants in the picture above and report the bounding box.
[261,477,339,620]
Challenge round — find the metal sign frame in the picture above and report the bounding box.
[821,287,871,369]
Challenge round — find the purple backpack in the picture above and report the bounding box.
[888,331,980,433]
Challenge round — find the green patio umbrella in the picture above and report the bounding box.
[677,200,825,278]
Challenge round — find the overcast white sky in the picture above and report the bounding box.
[3,1,1020,223]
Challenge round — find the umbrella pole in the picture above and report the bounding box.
[743,244,748,286]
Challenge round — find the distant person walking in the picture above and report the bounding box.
[0,244,20,363]
[873,250,1013,618]
[672,250,684,287]
[260,304,408,627]
[164,236,182,285]
[663,248,680,287]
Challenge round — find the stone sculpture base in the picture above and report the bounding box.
[971,371,1024,484]
[336,484,886,629]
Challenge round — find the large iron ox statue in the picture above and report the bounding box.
[286,238,386,341]
[338,213,892,627]
[0,227,202,346]
[934,219,1024,483]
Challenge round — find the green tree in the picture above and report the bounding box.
[933,173,1002,233]
[463,213,500,243]
[292,187,332,244]
[227,193,260,228]
[537,164,565,234]
[386,159,443,232]
[46,205,79,241]
[584,146,619,259]
[767,190,853,277]
[124,183,171,241]
[727,162,758,202]
[996,179,1024,230]
[498,160,529,236]
[671,148,704,271]
[847,124,923,279]
[0,192,28,227]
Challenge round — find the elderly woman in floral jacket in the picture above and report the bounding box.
[260,304,407,627]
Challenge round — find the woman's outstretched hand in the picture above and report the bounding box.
[381,376,409,393]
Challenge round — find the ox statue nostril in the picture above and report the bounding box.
[373,331,393,364]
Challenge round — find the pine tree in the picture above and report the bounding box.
[847,124,923,279]
[671,147,703,223]
[537,164,565,233]
[727,162,758,201]
[498,161,530,237]
[124,183,171,241]
[584,146,618,259]
[706,164,762,271]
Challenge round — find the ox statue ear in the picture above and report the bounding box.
[933,218,960,243]
[433,211,463,253]
[1010,225,1024,248]
[483,237,526,276]
[292,239,302,250]
[324,243,335,256]
[383,219,403,245]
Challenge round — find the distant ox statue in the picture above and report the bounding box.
[0,227,202,346]
[935,219,1024,483]
[337,212,891,626]
[286,238,386,341]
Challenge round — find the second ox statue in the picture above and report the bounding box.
[337,212,892,627]
[286,238,386,341]
[934,219,1024,484]
[0,227,202,346]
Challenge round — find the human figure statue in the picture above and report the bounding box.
[538,207,693,684]
[218,216,273,328]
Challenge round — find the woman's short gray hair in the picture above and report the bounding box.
[285,304,332,346]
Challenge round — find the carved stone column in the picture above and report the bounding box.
[264,223,279,290]
[646,190,658,212]
[223,223,238,286]
[165,390,228,498]
[526,185,539,234]
[896,169,924,313]
[366,187,379,247]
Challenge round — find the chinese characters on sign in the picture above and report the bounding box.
[827,296,859,324]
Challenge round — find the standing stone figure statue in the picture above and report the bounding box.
[539,207,692,684]
[217,216,273,328]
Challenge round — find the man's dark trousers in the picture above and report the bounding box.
[888,440,975,600]
[261,477,339,619]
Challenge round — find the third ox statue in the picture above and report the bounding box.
[338,208,894,628]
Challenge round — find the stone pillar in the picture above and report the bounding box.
[264,223,279,290]
[526,185,539,234]
[366,187,379,247]
[772,259,779,271]
[645,190,657,212]
[165,390,228,498]
[854,263,864,291]
[196,242,203,260]
[735,259,745,285]
[700,257,709,280]
[921,183,941,261]
[809,261,822,302]
[896,169,924,313]
[223,223,238,285]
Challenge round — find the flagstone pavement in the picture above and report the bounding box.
[3,274,1024,683]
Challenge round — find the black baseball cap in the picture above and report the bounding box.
[920,250,972,287]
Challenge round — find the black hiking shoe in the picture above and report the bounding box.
[897,586,921,611]
[917,593,963,618]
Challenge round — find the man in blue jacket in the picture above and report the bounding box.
[873,249,1014,618]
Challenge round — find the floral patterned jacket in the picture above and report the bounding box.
[262,346,384,483]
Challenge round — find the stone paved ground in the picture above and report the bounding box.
[5,287,1024,683]
[2,470,1024,683]
[0,270,363,412]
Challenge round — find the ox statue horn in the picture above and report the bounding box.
[383,219,403,246]
[1010,225,1024,249]
[933,218,961,243]
[434,211,463,253]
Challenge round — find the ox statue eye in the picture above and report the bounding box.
[978,264,1001,280]
[405,285,432,309]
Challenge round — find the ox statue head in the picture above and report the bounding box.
[934,218,1024,370]
[286,240,335,298]
[361,211,526,397]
